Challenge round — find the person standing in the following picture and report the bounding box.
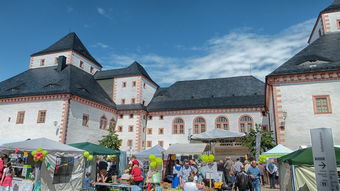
[234,166,251,191]
[130,160,144,190]
[233,158,243,174]
[1,163,14,191]
[257,163,266,185]
[224,157,234,184]
[180,160,195,184]
[247,161,261,191]
[266,160,277,189]
[0,156,4,181]
[172,159,182,188]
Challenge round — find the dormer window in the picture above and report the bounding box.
[90,66,94,73]
[40,59,45,66]
[132,81,136,87]
[79,61,84,69]
[121,99,125,104]
[122,82,127,88]
[54,57,58,65]
[337,19,340,29]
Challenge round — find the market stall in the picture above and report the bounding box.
[259,144,293,163]
[278,147,340,191]
[165,143,208,155]
[0,138,85,191]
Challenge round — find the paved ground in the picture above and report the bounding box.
[261,185,279,191]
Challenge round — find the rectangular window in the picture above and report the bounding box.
[142,100,145,105]
[147,141,152,147]
[132,81,136,87]
[16,111,25,124]
[37,110,47,123]
[148,115,152,120]
[90,66,94,73]
[127,140,133,147]
[159,115,163,120]
[122,82,127,88]
[40,59,45,66]
[240,124,245,133]
[79,61,84,68]
[131,98,135,104]
[118,126,123,132]
[82,114,89,127]
[173,125,178,134]
[119,114,123,119]
[142,141,145,147]
[158,141,164,147]
[337,19,340,29]
[121,99,125,104]
[54,57,58,65]
[313,95,332,114]
[129,114,134,118]
[159,128,164,135]
[143,83,146,89]
[147,128,152,135]
[129,125,134,132]
[180,125,184,134]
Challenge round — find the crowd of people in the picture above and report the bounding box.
[219,157,279,191]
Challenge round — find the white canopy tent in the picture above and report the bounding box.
[1,138,85,191]
[135,145,165,159]
[165,143,208,155]
[190,129,245,141]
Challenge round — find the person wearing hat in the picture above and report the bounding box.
[130,160,144,189]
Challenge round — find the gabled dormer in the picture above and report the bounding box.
[309,0,340,43]
[30,32,102,74]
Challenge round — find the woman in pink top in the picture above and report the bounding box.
[0,156,4,181]
[1,162,14,191]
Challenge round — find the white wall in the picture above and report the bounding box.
[145,111,264,149]
[0,100,64,142]
[115,113,140,151]
[66,100,117,144]
[141,78,157,106]
[278,80,340,149]
[71,52,101,74]
[30,51,70,68]
[114,77,139,104]
[325,12,340,33]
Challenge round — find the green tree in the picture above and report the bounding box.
[241,124,275,157]
[99,126,122,150]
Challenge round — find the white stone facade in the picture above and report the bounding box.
[0,100,64,142]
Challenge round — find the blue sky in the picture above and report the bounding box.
[0,0,333,86]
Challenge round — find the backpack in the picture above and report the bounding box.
[236,172,250,189]
[268,162,274,172]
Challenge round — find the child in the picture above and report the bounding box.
[1,162,14,191]
[130,160,144,190]
[83,172,94,191]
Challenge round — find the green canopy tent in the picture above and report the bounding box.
[278,147,340,191]
[69,142,120,155]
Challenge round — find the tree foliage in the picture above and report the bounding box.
[241,124,275,157]
[99,126,122,150]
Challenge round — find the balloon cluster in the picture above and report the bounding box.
[148,154,163,170]
[83,152,94,161]
[31,147,48,162]
[200,154,215,162]
[107,155,116,160]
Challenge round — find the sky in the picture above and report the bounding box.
[0,0,333,86]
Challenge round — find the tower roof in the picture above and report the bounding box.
[94,61,158,86]
[321,0,340,13]
[31,32,102,67]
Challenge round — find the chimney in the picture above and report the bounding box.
[57,56,67,72]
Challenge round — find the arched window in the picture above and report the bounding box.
[193,117,206,134]
[100,116,107,129]
[239,115,253,133]
[109,118,116,130]
[173,118,184,134]
[215,116,229,130]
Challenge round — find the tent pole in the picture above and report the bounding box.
[291,165,296,191]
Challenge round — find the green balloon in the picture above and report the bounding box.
[202,154,208,162]
[83,152,90,158]
[87,155,94,161]
[150,161,157,169]
[42,150,48,156]
[149,154,156,161]
[208,154,215,162]
[156,158,163,166]
[37,147,43,152]
[31,150,37,156]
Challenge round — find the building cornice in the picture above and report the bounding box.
[149,107,263,116]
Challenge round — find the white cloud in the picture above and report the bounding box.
[93,42,109,49]
[101,19,315,86]
[67,6,73,13]
[97,7,105,15]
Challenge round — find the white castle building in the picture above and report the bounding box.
[1,0,339,152]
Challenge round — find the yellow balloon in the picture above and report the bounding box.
[87,155,94,161]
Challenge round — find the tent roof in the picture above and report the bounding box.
[263,144,293,154]
[69,142,120,155]
[279,147,340,165]
[0,138,84,153]
[135,145,165,158]
[191,129,245,141]
[165,143,208,155]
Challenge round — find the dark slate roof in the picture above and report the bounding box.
[31,32,102,68]
[322,0,340,13]
[116,104,147,111]
[268,33,340,76]
[147,76,264,112]
[0,65,115,108]
[94,62,158,86]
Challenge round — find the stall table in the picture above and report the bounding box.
[93,182,141,191]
